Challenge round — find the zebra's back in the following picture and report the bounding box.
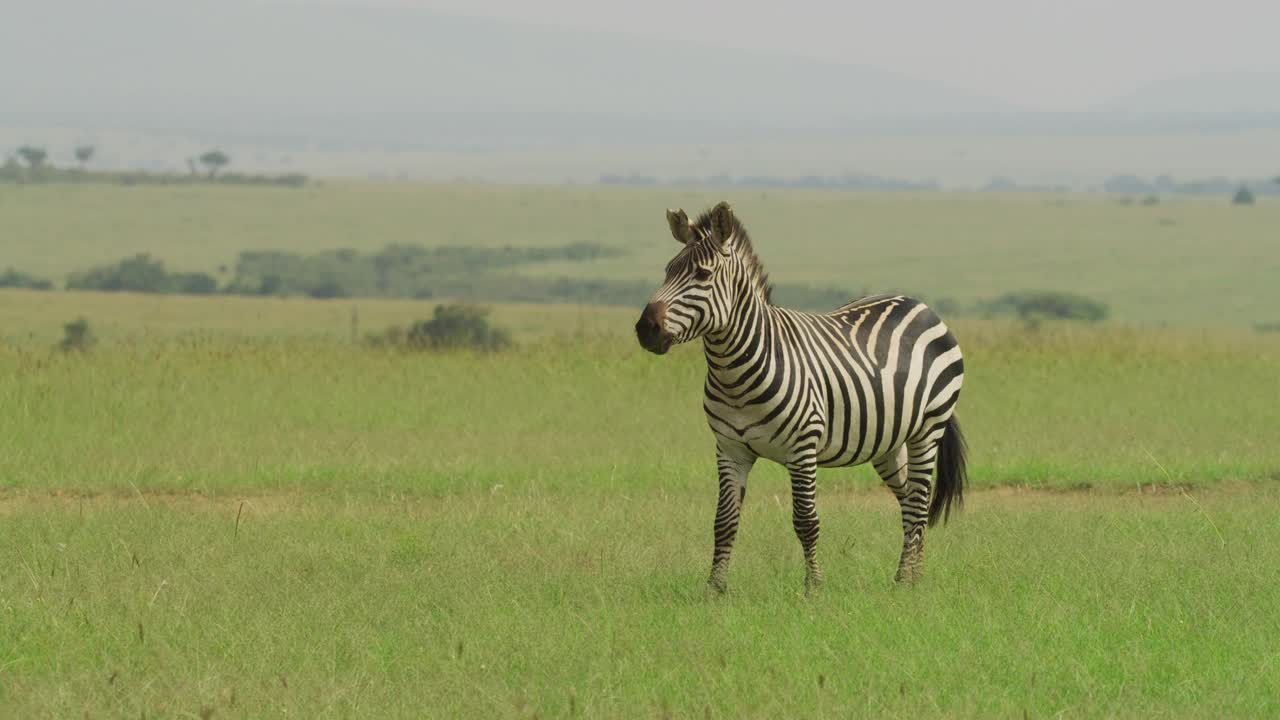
[703,294,963,468]
[813,294,963,467]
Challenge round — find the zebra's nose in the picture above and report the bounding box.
[636,302,669,352]
[636,304,660,335]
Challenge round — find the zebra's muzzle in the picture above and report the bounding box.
[636,302,674,355]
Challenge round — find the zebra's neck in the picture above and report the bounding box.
[702,279,777,383]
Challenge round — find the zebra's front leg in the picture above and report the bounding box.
[706,443,756,594]
[786,457,823,594]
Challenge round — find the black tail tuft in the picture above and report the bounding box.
[928,415,967,527]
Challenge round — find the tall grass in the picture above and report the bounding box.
[2,320,1276,495]
[3,312,1278,717]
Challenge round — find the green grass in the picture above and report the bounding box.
[3,321,1278,718]
[4,183,1280,716]
[2,325,1277,496]
[3,488,1278,718]
[4,182,1279,327]
[0,288,636,346]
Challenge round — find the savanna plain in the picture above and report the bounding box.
[2,183,1278,718]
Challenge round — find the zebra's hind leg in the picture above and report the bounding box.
[874,441,937,584]
[706,442,756,594]
[785,456,823,594]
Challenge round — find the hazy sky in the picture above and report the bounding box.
[328,0,1280,111]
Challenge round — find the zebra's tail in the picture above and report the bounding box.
[928,414,967,527]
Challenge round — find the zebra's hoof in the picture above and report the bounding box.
[893,571,921,587]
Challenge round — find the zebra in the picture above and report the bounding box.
[634,201,967,592]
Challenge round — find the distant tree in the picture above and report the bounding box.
[170,272,218,295]
[74,144,95,168]
[0,268,54,290]
[66,254,172,293]
[981,291,1109,326]
[306,277,348,299]
[199,150,230,178]
[1232,186,1255,205]
[16,146,47,169]
[405,304,512,351]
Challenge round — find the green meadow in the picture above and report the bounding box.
[2,182,1279,717]
[4,183,1279,326]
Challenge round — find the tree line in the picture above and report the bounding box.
[3,246,1117,326]
[2,145,305,187]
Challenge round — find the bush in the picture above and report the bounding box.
[369,304,512,352]
[171,272,218,295]
[1232,186,1255,205]
[0,268,54,290]
[306,278,348,299]
[224,243,626,301]
[67,254,172,293]
[981,291,1109,324]
[66,255,218,294]
[59,317,95,353]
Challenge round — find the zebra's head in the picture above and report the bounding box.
[636,201,764,355]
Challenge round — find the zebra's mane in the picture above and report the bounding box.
[691,207,774,305]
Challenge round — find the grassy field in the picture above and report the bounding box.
[1,323,1279,716]
[2,324,1277,495]
[4,489,1278,718]
[4,183,1280,717]
[4,182,1279,327]
[0,288,636,347]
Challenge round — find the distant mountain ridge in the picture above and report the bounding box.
[1096,71,1280,115]
[5,1,1278,143]
[3,0,1009,124]
[5,1,1278,185]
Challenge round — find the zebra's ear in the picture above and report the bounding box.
[708,201,735,253]
[666,208,694,245]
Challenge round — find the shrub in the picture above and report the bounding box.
[407,305,512,351]
[370,304,512,352]
[224,243,625,301]
[306,277,348,299]
[67,254,219,294]
[59,317,95,353]
[1232,186,1255,205]
[170,272,219,295]
[981,291,1109,324]
[0,268,54,290]
[67,254,172,293]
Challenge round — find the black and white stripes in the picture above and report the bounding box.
[636,202,967,591]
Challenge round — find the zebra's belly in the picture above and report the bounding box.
[704,415,789,461]
[704,396,846,465]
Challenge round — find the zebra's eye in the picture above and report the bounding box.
[694,267,713,281]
